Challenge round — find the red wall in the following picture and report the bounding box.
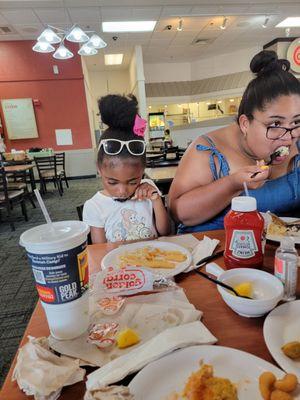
[0,41,92,151]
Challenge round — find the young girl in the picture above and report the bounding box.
[83,94,170,244]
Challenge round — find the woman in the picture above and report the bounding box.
[169,50,300,233]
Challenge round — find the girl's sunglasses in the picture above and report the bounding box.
[99,139,146,156]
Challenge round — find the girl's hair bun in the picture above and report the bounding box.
[250,50,290,76]
[98,94,138,131]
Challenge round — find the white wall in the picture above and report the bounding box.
[144,46,261,84]
[144,62,191,83]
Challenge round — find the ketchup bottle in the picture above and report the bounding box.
[224,196,264,269]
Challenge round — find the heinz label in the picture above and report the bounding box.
[27,242,89,304]
[229,230,258,259]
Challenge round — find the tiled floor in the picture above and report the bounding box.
[0,177,99,387]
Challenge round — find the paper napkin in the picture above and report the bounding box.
[183,235,220,273]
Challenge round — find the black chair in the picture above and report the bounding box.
[55,152,69,190]
[34,156,63,196]
[76,204,92,244]
[6,170,36,209]
[0,165,27,231]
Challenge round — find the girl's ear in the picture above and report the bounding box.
[238,114,250,136]
[97,167,102,177]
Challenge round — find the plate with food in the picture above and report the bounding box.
[264,300,300,380]
[129,345,300,400]
[264,212,300,244]
[101,240,192,278]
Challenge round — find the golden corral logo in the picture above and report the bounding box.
[287,38,300,73]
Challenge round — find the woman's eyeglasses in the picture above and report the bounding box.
[252,117,300,140]
[99,139,146,156]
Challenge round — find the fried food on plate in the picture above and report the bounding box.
[266,213,300,238]
[281,341,300,360]
[183,364,238,400]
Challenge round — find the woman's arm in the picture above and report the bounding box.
[90,226,107,244]
[169,141,270,227]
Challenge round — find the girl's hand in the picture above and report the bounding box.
[229,162,271,190]
[132,182,159,201]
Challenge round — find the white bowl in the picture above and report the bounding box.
[206,263,284,318]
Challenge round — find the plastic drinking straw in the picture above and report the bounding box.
[34,189,52,225]
[243,181,250,197]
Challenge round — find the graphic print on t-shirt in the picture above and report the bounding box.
[111,208,154,241]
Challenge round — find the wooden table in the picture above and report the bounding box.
[4,164,36,192]
[1,231,298,400]
[144,166,177,184]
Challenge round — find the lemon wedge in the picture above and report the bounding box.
[233,282,253,298]
[117,328,140,349]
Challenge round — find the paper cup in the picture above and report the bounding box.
[20,221,90,340]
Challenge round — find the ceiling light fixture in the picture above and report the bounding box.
[32,24,107,59]
[102,21,156,32]
[262,16,269,28]
[220,17,228,30]
[276,17,300,28]
[104,53,124,65]
[177,18,183,31]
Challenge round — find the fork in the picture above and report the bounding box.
[250,151,280,179]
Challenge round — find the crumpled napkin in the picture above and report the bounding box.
[12,336,86,400]
[184,235,220,273]
[86,320,217,390]
[84,385,134,400]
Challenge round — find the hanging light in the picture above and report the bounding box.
[177,18,183,31]
[37,28,61,44]
[53,44,73,59]
[32,40,55,53]
[220,17,228,30]
[86,34,107,49]
[78,43,98,56]
[262,16,270,28]
[66,26,89,43]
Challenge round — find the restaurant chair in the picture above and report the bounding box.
[55,152,69,190]
[6,170,36,209]
[0,165,27,231]
[34,156,63,196]
[76,204,92,244]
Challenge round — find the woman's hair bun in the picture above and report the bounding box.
[250,50,290,76]
[98,94,138,131]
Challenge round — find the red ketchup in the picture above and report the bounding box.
[224,196,264,269]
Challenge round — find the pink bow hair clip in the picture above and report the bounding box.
[133,114,147,137]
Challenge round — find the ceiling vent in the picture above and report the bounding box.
[0,26,16,35]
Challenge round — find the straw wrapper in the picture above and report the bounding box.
[12,336,85,400]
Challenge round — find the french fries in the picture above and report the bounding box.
[119,246,187,269]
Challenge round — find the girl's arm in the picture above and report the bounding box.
[90,226,107,244]
[151,196,171,236]
[169,141,270,227]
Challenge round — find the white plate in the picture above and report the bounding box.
[264,300,300,379]
[101,240,191,278]
[129,345,295,400]
[265,216,300,244]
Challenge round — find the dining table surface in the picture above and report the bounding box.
[0,230,299,400]
[144,165,177,183]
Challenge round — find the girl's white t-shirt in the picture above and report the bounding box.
[83,179,159,243]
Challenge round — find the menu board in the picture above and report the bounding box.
[1,98,39,140]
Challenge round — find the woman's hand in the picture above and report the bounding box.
[132,182,159,201]
[229,162,271,190]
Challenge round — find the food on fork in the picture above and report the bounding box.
[276,146,290,157]
[119,246,187,269]
[183,363,238,400]
[259,371,298,400]
[233,282,253,298]
[266,213,300,238]
[281,341,300,360]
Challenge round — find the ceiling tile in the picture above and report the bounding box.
[68,7,101,23]
[1,9,40,24]
[132,7,162,20]
[14,23,44,36]
[34,8,71,24]
[161,6,193,17]
[101,7,132,20]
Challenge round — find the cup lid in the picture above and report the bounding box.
[231,196,257,212]
[20,221,89,249]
